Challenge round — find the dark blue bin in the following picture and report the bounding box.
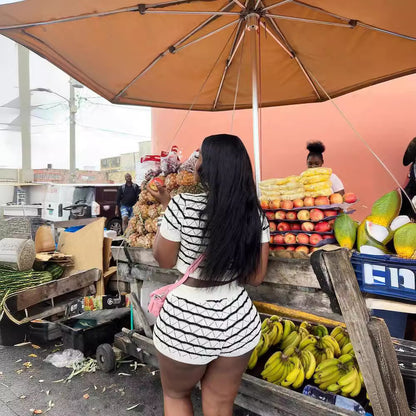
[351,252,416,302]
[371,309,408,339]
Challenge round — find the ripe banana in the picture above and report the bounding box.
[338,368,358,387]
[301,350,316,379]
[299,334,317,350]
[322,335,341,356]
[272,321,284,345]
[281,366,301,387]
[292,366,305,389]
[258,333,271,357]
[281,331,301,350]
[341,342,354,356]
[247,349,258,370]
[316,358,339,372]
[267,324,279,345]
[338,354,354,364]
[263,351,282,370]
[327,383,341,393]
[281,319,296,341]
[349,375,362,398]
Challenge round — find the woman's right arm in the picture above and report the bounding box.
[246,243,269,286]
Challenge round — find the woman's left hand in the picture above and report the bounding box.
[147,183,171,209]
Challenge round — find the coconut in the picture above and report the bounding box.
[360,245,387,256]
[365,220,393,244]
[390,215,411,232]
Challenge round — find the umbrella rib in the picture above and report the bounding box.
[263,13,322,99]
[259,21,293,57]
[143,10,240,16]
[265,14,353,27]
[356,22,416,42]
[213,20,245,109]
[262,0,292,12]
[115,18,239,99]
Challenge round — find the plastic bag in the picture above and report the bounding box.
[179,150,199,173]
[44,348,84,368]
[161,146,181,176]
[136,155,161,183]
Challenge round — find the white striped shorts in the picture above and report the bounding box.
[153,282,261,365]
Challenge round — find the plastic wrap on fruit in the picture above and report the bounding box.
[161,146,181,176]
[179,150,199,173]
[144,167,162,181]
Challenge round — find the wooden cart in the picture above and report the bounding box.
[110,246,414,416]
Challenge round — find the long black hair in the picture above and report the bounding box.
[306,141,325,162]
[197,134,263,284]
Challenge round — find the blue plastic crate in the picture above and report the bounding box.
[351,252,416,302]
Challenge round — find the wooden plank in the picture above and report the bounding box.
[367,317,412,416]
[13,269,100,310]
[312,249,410,416]
[130,292,153,338]
[239,374,357,416]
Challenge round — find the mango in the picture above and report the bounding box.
[334,213,357,249]
[394,223,416,259]
[370,190,401,227]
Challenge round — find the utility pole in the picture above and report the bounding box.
[69,78,77,183]
[18,44,32,183]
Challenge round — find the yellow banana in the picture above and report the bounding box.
[269,315,281,322]
[264,351,282,369]
[341,342,354,356]
[359,371,364,387]
[247,349,258,370]
[299,335,317,350]
[322,335,341,356]
[300,321,312,331]
[350,375,362,398]
[281,319,296,340]
[272,321,284,345]
[330,326,344,338]
[268,324,279,345]
[281,366,301,387]
[327,383,341,393]
[258,333,271,357]
[254,335,264,353]
[338,354,354,364]
[266,360,286,383]
[281,331,300,350]
[316,358,339,372]
[314,365,340,381]
[338,368,358,387]
[261,318,270,333]
[325,347,334,360]
[318,373,342,390]
[292,366,305,389]
[282,345,296,357]
[302,350,316,379]
[298,326,310,340]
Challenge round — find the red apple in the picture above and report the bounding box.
[269,222,277,232]
[310,209,325,222]
[274,246,285,251]
[293,198,304,208]
[280,200,294,210]
[273,234,285,245]
[286,211,297,221]
[149,176,165,191]
[309,233,323,246]
[297,209,310,221]
[328,219,335,229]
[290,223,301,231]
[314,221,331,233]
[344,192,357,204]
[329,193,343,204]
[284,233,296,245]
[270,199,281,209]
[301,222,315,232]
[295,246,310,254]
[265,211,275,221]
[303,197,315,207]
[314,196,330,206]
[275,210,286,220]
[323,209,338,218]
[296,233,310,245]
[277,222,291,232]
[286,246,295,251]
[260,199,270,210]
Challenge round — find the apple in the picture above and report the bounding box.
[330,193,343,204]
[293,198,304,208]
[290,223,301,231]
[314,221,331,232]
[297,209,310,221]
[286,246,295,251]
[260,199,270,210]
[296,233,310,245]
[277,222,291,232]
[310,233,323,246]
[273,234,285,245]
[323,209,338,218]
[275,210,286,220]
[274,246,285,251]
[314,196,330,206]
[265,211,275,221]
[284,233,296,245]
[269,222,277,232]
[270,199,281,209]
[149,176,165,191]
[344,192,358,204]
[301,222,314,232]
[303,197,315,207]
[295,246,310,254]
[328,219,335,229]
[280,200,294,210]
[286,211,297,221]
[310,209,325,222]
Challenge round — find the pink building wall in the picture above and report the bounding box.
[152,75,416,220]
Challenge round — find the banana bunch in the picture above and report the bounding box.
[313,354,354,390]
[341,342,355,357]
[261,352,305,388]
[330,326,351,349]
[298,334,341,363]
[325,365,364,398]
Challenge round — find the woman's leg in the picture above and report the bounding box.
[200,351,252,416]
[157,352,207,416]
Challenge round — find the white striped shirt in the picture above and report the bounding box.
[160,192,270,279]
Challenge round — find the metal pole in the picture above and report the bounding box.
[18,45,32,183]
[246,14,261,194]
[69,78,76,183]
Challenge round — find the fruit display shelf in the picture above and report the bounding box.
[263,202,357,212]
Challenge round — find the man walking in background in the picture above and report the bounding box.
[115,173,140,233]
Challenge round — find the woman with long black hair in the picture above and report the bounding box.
[148,134,269,416]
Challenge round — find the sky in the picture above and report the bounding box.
[0,35,152,170]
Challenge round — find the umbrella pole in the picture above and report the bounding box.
[247,14,261,195]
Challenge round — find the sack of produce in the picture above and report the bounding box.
[161,145,181,176]
[0,238,36,271]
[179,150,199,173]
[136,155,161,184]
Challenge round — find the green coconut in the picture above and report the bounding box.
[365,220,394,245]
[394,223,416,259]
[357,218,388,253]
[370,190,401,227]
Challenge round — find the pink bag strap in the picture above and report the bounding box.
[170,254,204,290]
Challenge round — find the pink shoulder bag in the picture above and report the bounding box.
[148,255,204,317]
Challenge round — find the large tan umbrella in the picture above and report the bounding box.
[0,0,415,185]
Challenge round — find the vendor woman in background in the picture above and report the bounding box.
[306,141,345,195]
